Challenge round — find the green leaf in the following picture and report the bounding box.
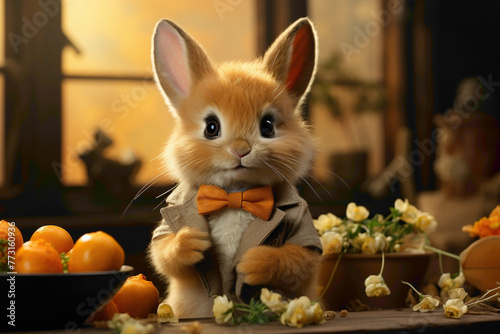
[0,239,8,272]
[60,252,70,273]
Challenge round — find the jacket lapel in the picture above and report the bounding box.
[159,184,208,234]
[231,184,303,298]
[229,209,286,272]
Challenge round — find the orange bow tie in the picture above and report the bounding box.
[196,185,274,221]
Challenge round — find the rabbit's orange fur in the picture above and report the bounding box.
[237,244,321,295]
[150,227,214,316]
[149,18,321,318]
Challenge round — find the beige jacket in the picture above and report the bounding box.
[152,183,322,302]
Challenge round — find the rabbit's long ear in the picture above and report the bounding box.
[152,19,214,112]
[263,18,317,108]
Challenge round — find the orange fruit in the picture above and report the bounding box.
[112,274,159,318]
[90,299,119,322]
[0,220,24,252]
[15,239,63,273]
[0,220,24,271]
[30,225,74,253]
[68,231,124,272]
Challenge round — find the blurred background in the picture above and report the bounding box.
[1,0,499,285]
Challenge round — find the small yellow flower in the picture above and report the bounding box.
[361,236,377,254]
[453,272,465,289]
[280,296,324,328]
[321,231,344,254]
[157,302,179,323]
[260,288,288,315]
[374,233,388,253]
[313,213,342,235]
[212,295,234,324]
[448,288,467,300]
[443,298,468,319]
[438,273,454,290]
[281,297,308,328]
[395,199,419,224]
[439,274,466,299]
[307,302,325,324]
[413,295,440,312]
[394,198,410,212]
[415,212,437,234]
[402,280,440,313]
[364,275,391,297]
[352,232,385,254]
[346,202,369,222]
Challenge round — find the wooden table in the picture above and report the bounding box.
[20,308,500,333]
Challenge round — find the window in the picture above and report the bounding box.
[61,0,257,186]
[1,1,258,216]
[309,0,386,185]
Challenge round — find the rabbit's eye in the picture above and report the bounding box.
[204,117,220,139]
[260,115,275,138]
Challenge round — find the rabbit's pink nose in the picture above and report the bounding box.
[230,140,251,158]
[231,148,251,158]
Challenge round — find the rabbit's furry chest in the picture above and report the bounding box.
[207,208,254,275]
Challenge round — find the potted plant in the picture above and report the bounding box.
[315,199,439,310]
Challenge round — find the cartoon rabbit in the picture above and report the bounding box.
[149,17,322,318]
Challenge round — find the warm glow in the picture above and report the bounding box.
[62,80,174,186]
[0,74,4,187]
[309,0,383,81]
[62,0,256,75]
[0,0,4,65]
[1,0,4,187]
[61,0,256,185]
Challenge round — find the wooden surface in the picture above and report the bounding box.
[20,308,500,334]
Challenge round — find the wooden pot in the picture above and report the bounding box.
[318,253,434,310]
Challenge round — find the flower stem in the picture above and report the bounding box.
[438,252,444,275]
[401,280,423,298]
[423,245,461,261]
[319,251,344,300]
[378,251,386,277]
[466,284,500,307]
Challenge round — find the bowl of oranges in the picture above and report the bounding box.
[0,220,134,331]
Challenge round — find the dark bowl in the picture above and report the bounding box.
[1,265,133,332]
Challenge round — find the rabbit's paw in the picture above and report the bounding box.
[170,227,211,266]
[236,245,279,286]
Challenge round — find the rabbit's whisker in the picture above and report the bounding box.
[153,183,179,210]
[155,183,178,199]
[121,169,169,218]
[270,158,323,202]
[262,161,297,194]
[271,155,332,197]
[271,81,291,103]
[312,163,352,191]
